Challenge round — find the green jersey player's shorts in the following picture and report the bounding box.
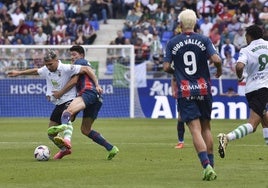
[246,88,268,118]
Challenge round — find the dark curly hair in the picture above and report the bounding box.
[246,25,263,40]
[70,45,85,55]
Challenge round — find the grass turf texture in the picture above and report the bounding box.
[0,118,268,188]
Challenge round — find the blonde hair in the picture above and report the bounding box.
[178,9,197,30]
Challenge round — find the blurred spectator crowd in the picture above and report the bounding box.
[0,0,113,46]
[106,0,268,78]
[0,0,120,75]
[0,0,268,79]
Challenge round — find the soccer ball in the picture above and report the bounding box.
[34,145,50,161]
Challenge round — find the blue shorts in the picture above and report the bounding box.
[177,95,212,123]
[80,90,103,119]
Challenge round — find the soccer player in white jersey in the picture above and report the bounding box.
[48,45,119,160]
[8,50,99,159]
[218,25,268,159]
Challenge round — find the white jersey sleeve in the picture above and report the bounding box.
[37,66,48,78]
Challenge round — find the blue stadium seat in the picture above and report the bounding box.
[124,31,132,39]
[161,41,167,49]
[161,31,174,48]
[234,52,239,60]
[197,18,204,27]
[89,21,99,31]
[25,20,34,27]
[161,31,174,43]
[105,64,114,75]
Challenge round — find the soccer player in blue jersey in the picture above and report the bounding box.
[163,9,222,181]
[48,45,119,160]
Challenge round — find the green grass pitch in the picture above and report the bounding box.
[0,118,268,188]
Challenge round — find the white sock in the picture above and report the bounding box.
[263,128,268,145]
[227,123,253,141]
[63,122,73,141]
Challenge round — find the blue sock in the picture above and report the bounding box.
[208,154,214,167]
[61,111,71,124]
[88,130,113,151]
[198,151,210,169]
[177,121,185,142]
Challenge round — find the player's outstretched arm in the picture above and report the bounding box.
[7,68,39,77]
[53,75,79,99]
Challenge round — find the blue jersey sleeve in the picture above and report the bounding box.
[74,59,92,67]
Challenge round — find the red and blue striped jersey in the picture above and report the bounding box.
[164,32,218,98]
[74,58,97,95]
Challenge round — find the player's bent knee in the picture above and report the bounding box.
[81,126,91,136]
[63,110,74,117]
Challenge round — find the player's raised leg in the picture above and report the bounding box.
[53,122,73,149]
[217,133,228,158]
[218,123,254,158]
[47,119,68,149]
[47,123,68,135]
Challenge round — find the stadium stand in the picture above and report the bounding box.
[1,0,268,79]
